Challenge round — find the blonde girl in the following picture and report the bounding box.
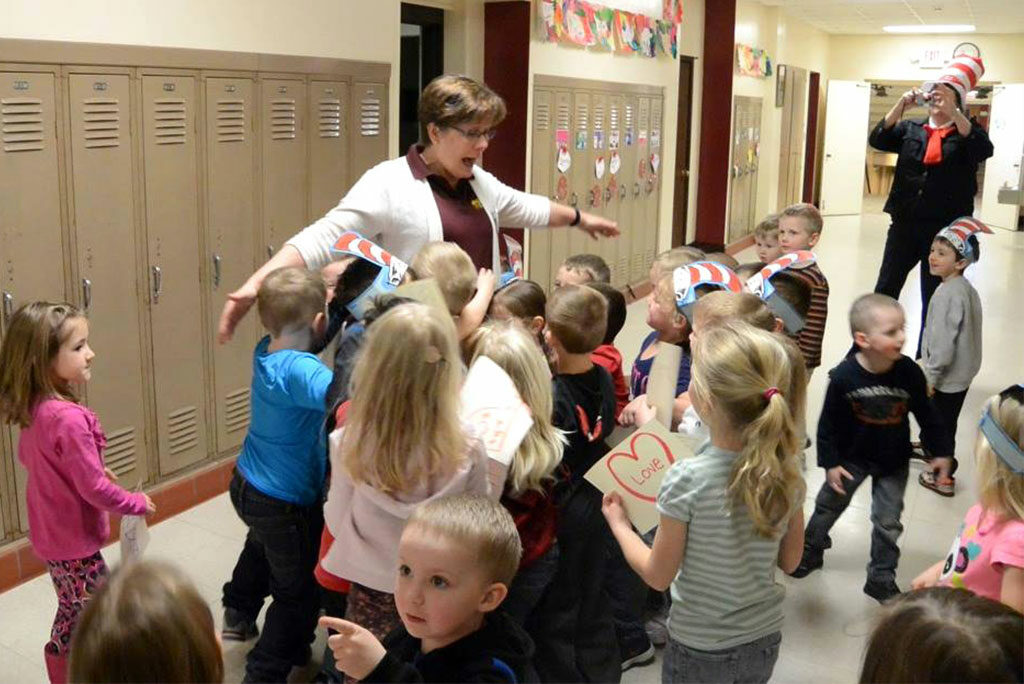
[468,320,566,623]
[912,385,1024,612]
[318,302,490,640]
[0,302,155,684]
[602,322,806,684]
[69,560,222,684]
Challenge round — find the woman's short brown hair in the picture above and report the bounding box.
[418,74,507,135]
[70,560,224,683]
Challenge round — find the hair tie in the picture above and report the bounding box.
[763,387,780,401]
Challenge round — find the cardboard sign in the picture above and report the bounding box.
[585,419,694,533]
[646,342,682,428]
[394,278,449,319]
[460,357,533,467]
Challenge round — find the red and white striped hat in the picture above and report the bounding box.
[936,216,992,262]
[924,54,984,106]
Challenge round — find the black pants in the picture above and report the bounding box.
[929,389,968,473]
[604,525,649,653]
[222,471,324,684]
[872,217,946,357]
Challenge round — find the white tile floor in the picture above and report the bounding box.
[1,197,1021,683]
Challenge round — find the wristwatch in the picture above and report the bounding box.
[570,207,581,227]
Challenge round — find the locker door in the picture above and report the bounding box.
[1,71,67,530]
[618,96,637,285]
[645,96,664,269]
[205,76,257,456]
[351,82,387,184]
[309,80,349,219]
[0,430,10,539]
[528,89,554,288]
[548,90,572,292]
[261,78,307,260]
[589,92,613,278]
[67,72,150,491]
[568,90,590,263]
[633,96,651,282]
[728,99,743,242]
[606,95,625,286]
[141,74,209,475]
[749,98,764,237]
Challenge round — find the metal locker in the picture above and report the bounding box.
[617,96,637,286]
[140,73,209,475]
[309,80,349,219]
[204,76,257,457]
[588,91,613,279]
[0,70,68,530]
[0,431,10,540]
[645,96,664,270]
[548,90,573,292]
[261,77,307,260]
[632,96,651,282]
[527,89,554,289]
[606,94,625,286]
[567,90,591,264]
[66,72,151,494]
[350,82,387,186]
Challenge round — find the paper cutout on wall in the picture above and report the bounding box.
[593,129,604,149]
[614,10,638,53]
[589,5,616,51]
[636,15,657,57]
[564,0,595,46]
[595,155,606,179]
[540,0,563,42]
[609,150,621,175]
[555,174,569,202]
[736,43,773,78]
[656,20,677,58]
[556,128,571,173]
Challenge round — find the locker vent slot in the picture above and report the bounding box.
[271,99,297,140]
[625,104,634,128]
[576,104,588,130]
[593,104,604,130]
[83,98,121,149]
[1,97,45,152]
[360,97,381,137]
[319,97,342,138]
[153,99,187,145]
[556,103,569,130]
[609,106,619,129]
[535,102,550,130]
[167,405,200,455]
[104,427,137,477]
[224,388,251,434]
[216,99,246,143]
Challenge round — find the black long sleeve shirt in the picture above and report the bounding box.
[816,355,952,473]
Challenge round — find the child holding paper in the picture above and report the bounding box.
[318,302,492,643]
[603,322,806,684]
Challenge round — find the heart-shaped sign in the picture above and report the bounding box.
[605,431,676,502]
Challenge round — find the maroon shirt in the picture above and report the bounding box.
[406,145,500,270]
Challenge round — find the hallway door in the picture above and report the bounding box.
[979,83,1024,231]
[820,80,870,216]
[672,57,694,246]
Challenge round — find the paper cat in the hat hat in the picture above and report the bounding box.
[922,54,984,109]
[745,250,817,334]
[329,231,409,318]
[673,261,744,324]
[934,216,993,264]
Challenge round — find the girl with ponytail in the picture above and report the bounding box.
[602,321,806,684]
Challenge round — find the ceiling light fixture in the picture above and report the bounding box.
[883,24,975,33]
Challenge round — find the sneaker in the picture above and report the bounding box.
[789,549,823,578]
[222,607,259,641]
[620,634,656,672]
[644,615,669,648]
[919,470,955,497]
[863,579,901,603]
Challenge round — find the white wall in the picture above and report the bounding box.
[0,0,403,155]
[527,0,705,250]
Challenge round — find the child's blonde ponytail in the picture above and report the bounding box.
[689,322,806,537]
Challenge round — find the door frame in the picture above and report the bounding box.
[803,71,820,204]
[672,56,695,247]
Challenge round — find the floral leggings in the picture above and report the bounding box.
[44,552,108,657]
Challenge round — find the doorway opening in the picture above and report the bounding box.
[400,4,444,152]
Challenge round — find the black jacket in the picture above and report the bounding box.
[868,117,993,223]
[552,365,616,483]
[363,611,539,683]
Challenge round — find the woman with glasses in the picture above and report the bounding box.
[218,74,618,342]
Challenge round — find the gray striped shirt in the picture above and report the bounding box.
[657,444,786,650]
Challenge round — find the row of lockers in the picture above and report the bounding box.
[527,77,665,291]
[0,64,388,540]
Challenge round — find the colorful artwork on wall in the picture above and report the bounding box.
[541,0,682,59]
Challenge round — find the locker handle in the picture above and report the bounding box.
[619,186,627,200]
[604,187,612,202]
[267,245,275,260]
[151,266,162,304]
[212,255,222,289]
[82,278,92,312]
[570,193,578,208]
[2,291,12,324]
[633,183,641,198]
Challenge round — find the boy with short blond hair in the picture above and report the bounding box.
[778,203,829,372]
[320,494,538,683]
[410,241,494,340]
[554,253,612,288]
[754,213,783,264]
[223,266,333,683]
[791,294,952,603]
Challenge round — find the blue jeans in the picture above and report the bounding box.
[222,471,324,683]
[663,632,781,684]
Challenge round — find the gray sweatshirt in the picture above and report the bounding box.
[921,275,983,393]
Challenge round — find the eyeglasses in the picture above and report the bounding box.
[448,125,497,142]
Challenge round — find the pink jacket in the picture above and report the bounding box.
[321,425,490,593]
[18,399,149,561]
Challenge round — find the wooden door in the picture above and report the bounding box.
[672,58,694,247]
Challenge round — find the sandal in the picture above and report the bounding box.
[919,470,955,497]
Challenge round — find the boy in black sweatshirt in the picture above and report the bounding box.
[790,294,953,602]
[319,494,537,683]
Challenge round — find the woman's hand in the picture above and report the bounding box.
[602,491,631,531]
[578,211,620,239]
[319,617,387,680]
[218,282,258,343]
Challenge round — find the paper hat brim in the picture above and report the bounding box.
[936,216,992,261]
[980,409,1024,474]
[329,231,408,318]
[673,261,743,320]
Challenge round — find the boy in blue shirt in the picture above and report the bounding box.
[221,266,333,684]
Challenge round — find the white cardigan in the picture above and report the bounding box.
[286,155,552,273]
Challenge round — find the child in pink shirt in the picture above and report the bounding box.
[913,385,1024,612]
[0,303,154,684]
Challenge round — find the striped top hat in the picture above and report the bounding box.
[924,54,984,106]
[936,216,993,263]
[745,250,816,333]
[330,231,409,318]
[673,261,743,322]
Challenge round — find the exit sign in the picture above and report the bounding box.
[918,48,948,68]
